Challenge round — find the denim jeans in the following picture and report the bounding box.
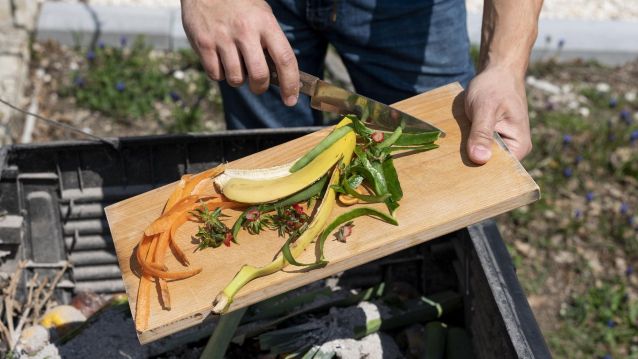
[220,0,475,129]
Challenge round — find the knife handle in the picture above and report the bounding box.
[265,53,317,96]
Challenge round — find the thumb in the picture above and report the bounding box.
[466,104,496,165]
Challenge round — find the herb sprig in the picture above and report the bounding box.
[191,205,234,249]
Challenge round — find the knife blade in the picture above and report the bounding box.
[266,62,445,136]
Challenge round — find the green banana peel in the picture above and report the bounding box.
[212,167,342,314]
[220,119,356,204]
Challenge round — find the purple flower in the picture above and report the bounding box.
[557,38,566,49]
[607,319,616,328]
[115,81,126,92]
[586,192,594,202]
[620,109,631,123]
[626,265,634,277]
[575,155,583,165]
[620,202,629,215]
[98,40,105,49]
[169,91,181,102]
[630,130,638,143]
[574,209,582,219]
[562,134,572,145]
[563,167,573,178]
[609,97,618,108]
[74,75,85,87]
[602,354,612,359]
[120,35,128,47]
[86,50,95,61]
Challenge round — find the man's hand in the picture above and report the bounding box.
[465,66,531,164]
[467,0,542,164]
[181,0,299,106]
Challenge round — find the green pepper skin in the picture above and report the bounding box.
[382,157,403,202]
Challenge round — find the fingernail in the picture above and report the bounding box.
[285,95,298,107]
[472,145,492,163]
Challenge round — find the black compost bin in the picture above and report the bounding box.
[0,129,551,358]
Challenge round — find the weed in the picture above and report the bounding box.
[556,280,638,358]
[60,37,220,133]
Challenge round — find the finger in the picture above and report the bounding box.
[200,49,225,81]
[263,27,299,106]
[466,102,497,165]
[237,37,270,94]
[495,122,532,160]
[501,137,531,160]
[218,44,245,87]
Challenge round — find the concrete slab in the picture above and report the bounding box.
[0,25,29,58]
[169,7,190,50]
[467,13,638,65]
[0,0,12,25]
[12,0,39,30]
[0,54,27,128]
[36,2,172,49]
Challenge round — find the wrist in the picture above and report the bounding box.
[479,59,527,83]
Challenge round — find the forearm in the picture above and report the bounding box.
[479,0,543,79]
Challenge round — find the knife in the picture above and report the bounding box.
[266,60,445,136]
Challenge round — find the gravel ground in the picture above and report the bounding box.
[80,0,638,21]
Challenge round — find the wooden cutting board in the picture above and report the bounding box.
[105,82,539,344]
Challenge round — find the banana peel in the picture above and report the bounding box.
[212,166,342,313]
[215,119,356,204]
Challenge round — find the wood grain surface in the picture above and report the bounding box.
[105,82,540,344]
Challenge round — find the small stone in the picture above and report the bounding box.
[514,240,535,257]
[579,249,603,274]
[596,83,610,93]
[615,257,627,274]
[550,234,563,247]
[526,76,561,95]
[555,250,575,264]
[561,84,573,94]
[35,68,46,79]
[173,70,185,80]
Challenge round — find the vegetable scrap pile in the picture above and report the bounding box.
[133,115,440,331]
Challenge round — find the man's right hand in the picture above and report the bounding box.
[181,0,300,106]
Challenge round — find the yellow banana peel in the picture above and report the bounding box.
[217,118,355,204]
[212,166,342,313]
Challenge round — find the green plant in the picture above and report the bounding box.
[61,37,219,133]
[556,280,638,358]
[65,38,170,119]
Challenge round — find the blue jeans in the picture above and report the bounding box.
[221,0,474,129]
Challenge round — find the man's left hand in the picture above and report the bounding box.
[464,65,532,164]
